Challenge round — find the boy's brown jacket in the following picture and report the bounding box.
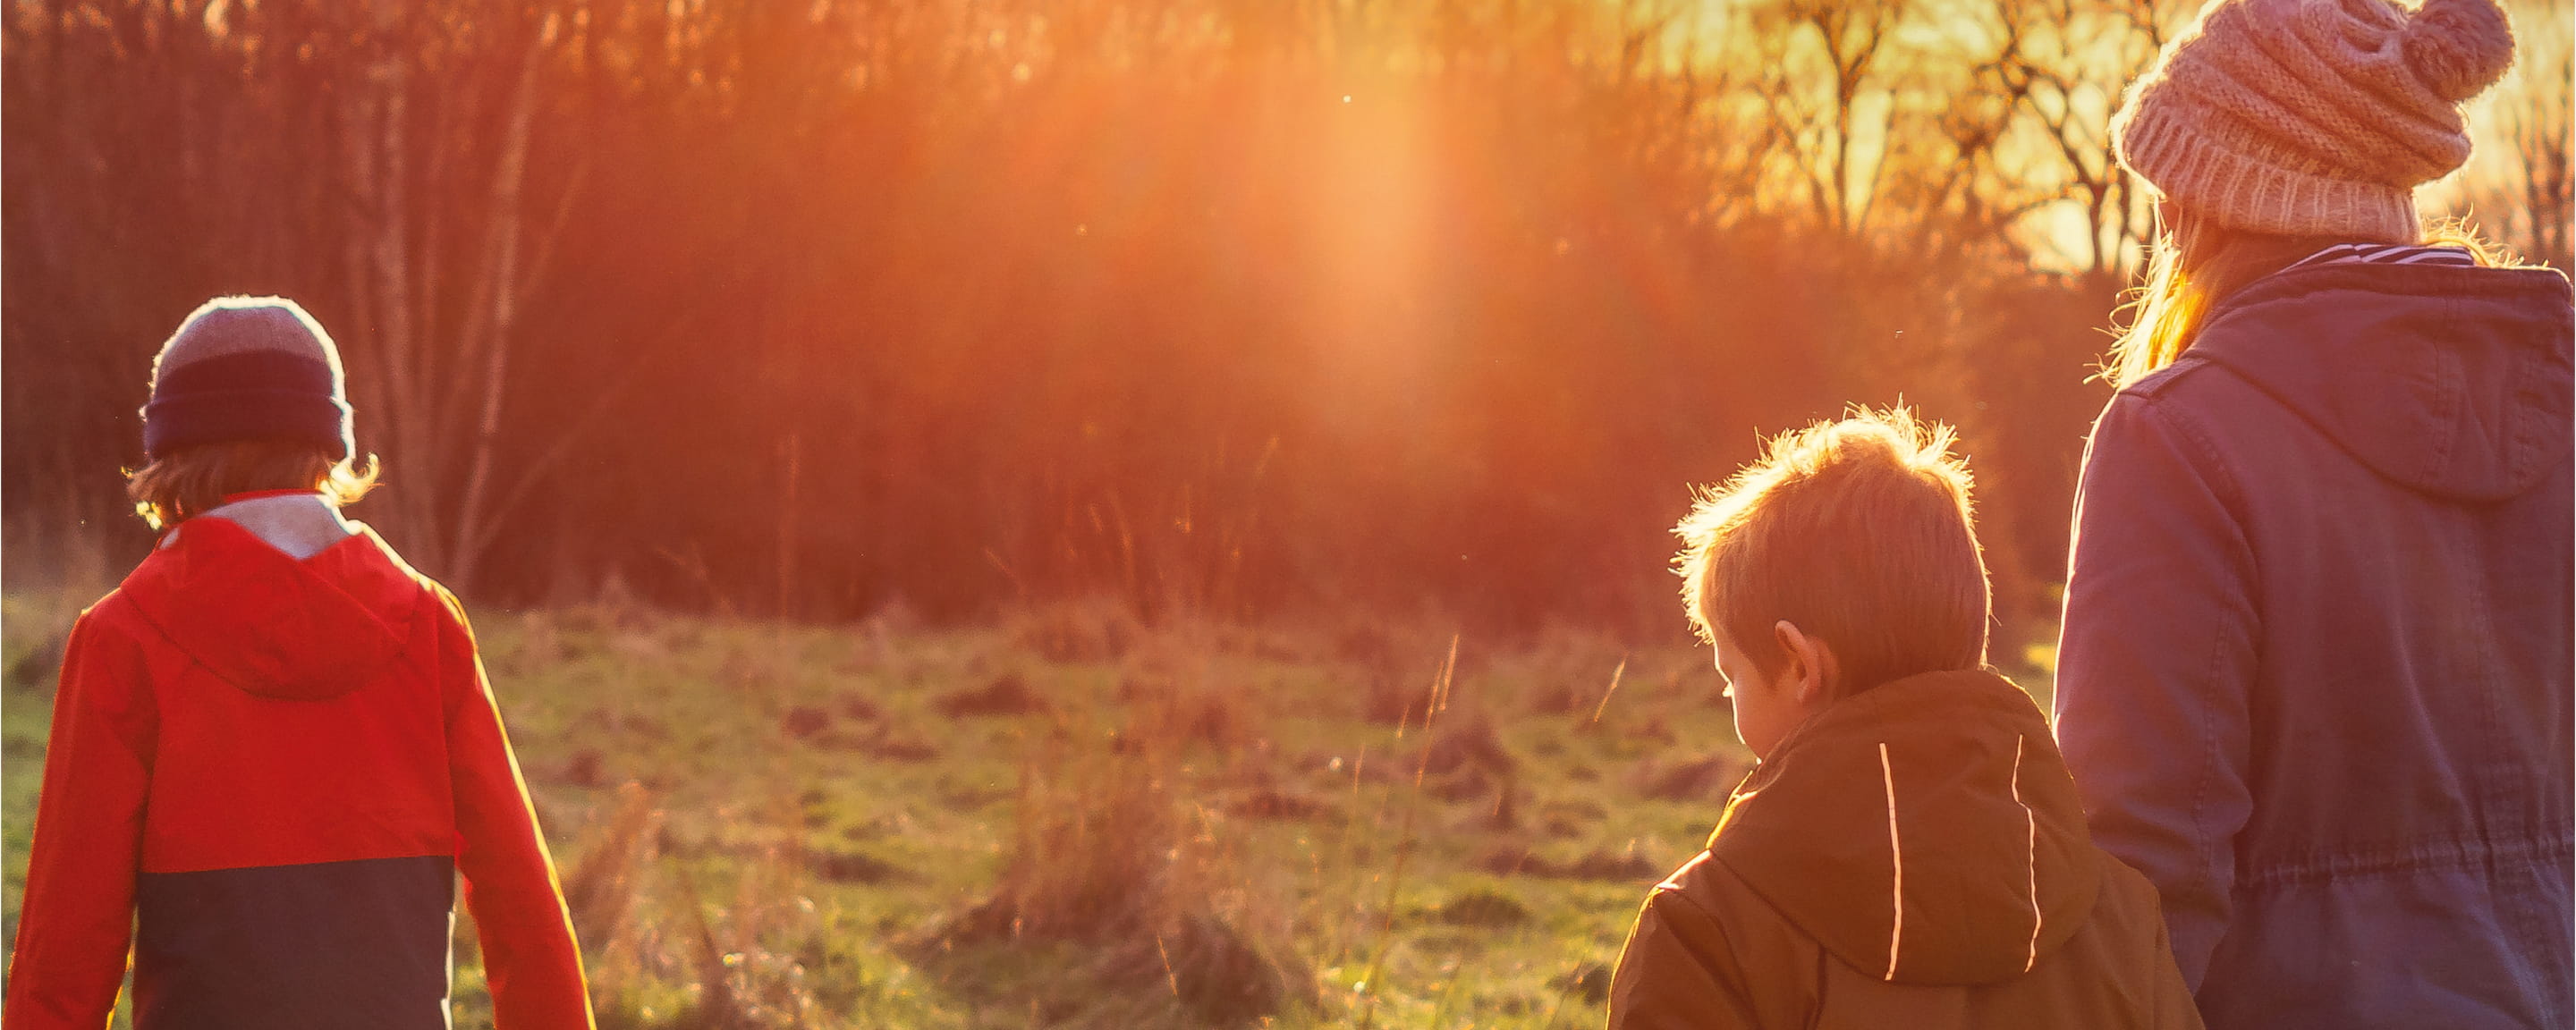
[1606,670,2202,1030]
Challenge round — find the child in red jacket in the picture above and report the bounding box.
[5,297,593,1028]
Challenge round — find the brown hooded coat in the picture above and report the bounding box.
[1606,670,2201,1030]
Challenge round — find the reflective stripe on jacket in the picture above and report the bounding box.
[1609,670,2202,1029]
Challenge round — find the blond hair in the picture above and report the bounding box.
[2107,212,2517,388]
[1674,406,1990,695]
[126,440,378,531]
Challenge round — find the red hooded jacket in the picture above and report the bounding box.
[5,516,592,1028]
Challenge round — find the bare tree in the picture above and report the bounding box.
[325,3,581,590]
[2488,2,2571,269]
[1747,0,1910,234]
[1987,0,2178,286]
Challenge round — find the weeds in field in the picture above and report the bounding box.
[557,783,835,1029]
[6,589,1766,1028]
[1351,635,1461,1030]
[905,613,1318,1028]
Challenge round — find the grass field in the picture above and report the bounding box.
[2,589,2053,1028]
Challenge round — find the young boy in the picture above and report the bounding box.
[5,298,593,1028]
[1606,409,2198,1029]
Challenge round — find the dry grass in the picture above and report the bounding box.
[6,588,1848,1029]
[554,783,837,1030]
[909,614,1317,1028]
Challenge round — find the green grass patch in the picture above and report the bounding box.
[3,597,2056,1027]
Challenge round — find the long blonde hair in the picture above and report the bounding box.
[2106,210,2514,389]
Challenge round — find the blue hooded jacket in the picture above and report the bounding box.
[2054,259,2572,1030]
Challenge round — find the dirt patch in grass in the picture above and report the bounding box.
[838,691,885,722]
[781,705,835,739]
[1555,961,1614,1005]
[562,748,606,788]
[1225,789,1335,822]
[810,847,913,885]
[1087,915,1314,1027]
[5,631,63,692]
[1475,845,1661,882]
[860,733,942,762]
[1635,753,1750,802]
[1421,716,1517,778]
[1426,765,1496,802]
[935,673,1046,717]
[1433,888,1532,928]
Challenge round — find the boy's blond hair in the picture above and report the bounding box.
[126,440,378,531]
[1674,407,1988,695]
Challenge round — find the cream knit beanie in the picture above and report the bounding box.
[2111,0,2518,241]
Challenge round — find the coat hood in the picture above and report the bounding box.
[120,517,426,699]
[1708,670,2101,987]
[2189,263,2572,502]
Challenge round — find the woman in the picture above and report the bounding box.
[2052,0,2571,1028]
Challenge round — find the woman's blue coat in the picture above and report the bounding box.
[2055,259,2572,1030]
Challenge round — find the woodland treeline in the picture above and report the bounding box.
[5,0,2567,639]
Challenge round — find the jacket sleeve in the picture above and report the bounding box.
[433,590,595,1029]
[5,610,156,1030]
[2052,392,2258,991]
[1605,883,1759,1030]
[2148,898,2206,1030]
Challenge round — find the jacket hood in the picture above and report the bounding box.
[2189,263,2572,502]
[120,517,425,699]
[1708,670,2100,987]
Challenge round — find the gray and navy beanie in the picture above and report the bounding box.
[142,296,354,460]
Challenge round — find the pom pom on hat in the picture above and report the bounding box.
[2109,0,2521,239]
[2405,0,2516,103]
